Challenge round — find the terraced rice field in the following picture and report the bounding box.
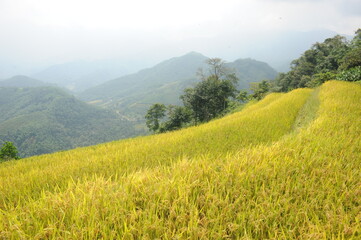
[0,81,360,239]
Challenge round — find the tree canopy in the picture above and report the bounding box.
[145,58,239,132]
[181,58,239,123]
[274,29,361,91]
[145,103,166,132]
[0,141,19,162]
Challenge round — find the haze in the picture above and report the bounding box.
[0,0,360,77]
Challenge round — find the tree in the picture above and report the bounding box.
[339,46,361,70]
[197,58,227,81]
[237,90,249,103]
[181,60,239,123]
[250,80,270,100]
[351,28,361,48]
[160,106,192,132]
[337,66,361,82]
[145,103,166,132]
[306,72,337,88]
[0,141,19,162]
[144,57,239,132]
[275,34,350,91]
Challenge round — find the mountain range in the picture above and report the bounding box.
[31,59,138,92]
[0,52,277,156]
[79,52,277,120]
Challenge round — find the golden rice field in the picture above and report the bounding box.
[0,81,360,239]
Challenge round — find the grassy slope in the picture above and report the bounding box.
[0,81,360,239]
[0,87,144,157]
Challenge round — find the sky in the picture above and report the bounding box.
[0,0,360,76]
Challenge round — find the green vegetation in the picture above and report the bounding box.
[79,52,277,121]
[273,29,361,91]
[160,105,192,132]
[0,141,19,162]
[249,80,270,100]
[0,87,145,157]
[337,66,361,82]
[145,103,167,132]
[181,58,239,124]
[0,81,359,238]
[236,90,249,102]
[146,58,240,132]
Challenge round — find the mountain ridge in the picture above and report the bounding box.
[0,86,145,157]
[32,59,135,92]
[78,52,277,120]
[0,75,52,88]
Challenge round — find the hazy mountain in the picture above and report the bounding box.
[0,52,277,156]
[32,59,138,92]
[79,52,277,120]
[0,75,51,88]
[0,60,40,79]
[80,52,207,99]
[225,58,278,88]
[0,86,145,157]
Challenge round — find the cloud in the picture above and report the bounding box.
[337,0,361,16]
[0,0,359,73]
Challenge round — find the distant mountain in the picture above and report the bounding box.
[225,58,278,88]
[0,75,51,88]
[32,59,136,92]
[80,52,207,100]
[0,87,145,157]
[78,52,277,120]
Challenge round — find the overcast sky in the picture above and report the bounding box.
[0,0,360,74]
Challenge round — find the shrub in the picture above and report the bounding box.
[0,141,20,162]
[337,66,361,82]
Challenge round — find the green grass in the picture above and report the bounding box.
[292,87,320,130]
[0,81,360,239]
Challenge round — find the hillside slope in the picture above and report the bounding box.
[79,52,208,102]
[79,52,277,120]
[0,75,51,88]
[0,81,360,239]
[0,87,144,157]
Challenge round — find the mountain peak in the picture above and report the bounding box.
[0,75,49,88]
[9,75,36,80]
[183,51,207,58]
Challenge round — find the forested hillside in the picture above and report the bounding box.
[0,81,359,238]
[0,75,51,88]
[0,87,144,157]
[273,29,361,91]
[79,52,277,120]
[0,53,277,157]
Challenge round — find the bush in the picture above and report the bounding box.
[306,72,337,88]
[0,141,20,162]
[337,66,361,82]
